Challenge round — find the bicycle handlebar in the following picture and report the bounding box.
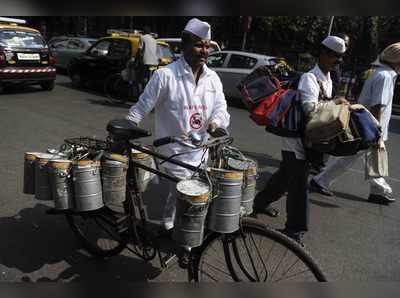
[153,136,177,147]
[152,134,233,149]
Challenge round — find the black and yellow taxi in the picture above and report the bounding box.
[67,29,174,88]
[0,17,56,93]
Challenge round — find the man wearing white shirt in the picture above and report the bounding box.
[126,18,230,266]
[311,42,400,204]
[253,36,348,244]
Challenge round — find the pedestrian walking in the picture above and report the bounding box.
[136,25,158,90]
[310,42,400,204]
[126,18,230,266]
[310,33,351,175]
[253,36,348,245]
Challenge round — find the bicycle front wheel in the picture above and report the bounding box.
[66,206,128,258]
[191,217,326,282]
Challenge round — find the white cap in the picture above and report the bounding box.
[321,36,346,54]
[183,18,211,40]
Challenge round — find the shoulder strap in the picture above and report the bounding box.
[310,73,330,101]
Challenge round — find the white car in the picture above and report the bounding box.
[207,50,282,100]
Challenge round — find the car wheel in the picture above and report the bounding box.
[40,80,55,91]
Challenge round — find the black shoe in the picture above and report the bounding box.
[368,194,396,205]
[253,205,280,217]
[277,228,305,247]
[309,179,333,197]
[177,249,190,269]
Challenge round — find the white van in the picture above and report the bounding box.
[157,37,221,58]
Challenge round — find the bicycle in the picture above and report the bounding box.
[47,119,327,282]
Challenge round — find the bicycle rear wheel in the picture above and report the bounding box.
[66,206,128,258]
[191,217,326,282]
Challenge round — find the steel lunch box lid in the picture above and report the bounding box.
[104,152,128,163]
[48,159,72,169]
[131,148,150,160]
[227,158,257,174]
[208,167,243,179]
[24,152,43,161]
[176,179,210,202]
[72,159,101,167]
[36,153,60,164]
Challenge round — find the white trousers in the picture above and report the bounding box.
[161,166,193,230]
[313,150,392,196]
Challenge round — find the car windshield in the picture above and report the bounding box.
[0,29,46,48]
[157,44,173,59]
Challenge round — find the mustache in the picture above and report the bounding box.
[195,52,208,58]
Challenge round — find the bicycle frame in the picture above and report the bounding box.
[121,139,217,268]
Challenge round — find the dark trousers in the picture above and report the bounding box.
[254,150,310,233]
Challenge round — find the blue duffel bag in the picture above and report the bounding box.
[351,108,381,149]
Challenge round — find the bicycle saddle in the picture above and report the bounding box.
[107,119,152,140]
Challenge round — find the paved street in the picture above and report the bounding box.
[0,74,400,282]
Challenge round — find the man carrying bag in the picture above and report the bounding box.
[253,36,348,245]
[310,42,400,204]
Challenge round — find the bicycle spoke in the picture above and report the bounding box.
[200,261,233,279]
[269,248,289,281]
[274,268,314,281]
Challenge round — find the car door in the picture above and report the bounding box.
[79,39,112,80]
[105,39,132,76]
[51,40,69,68]
[207,51,229,91]
[62,39,85,69]
[221,53,258,98]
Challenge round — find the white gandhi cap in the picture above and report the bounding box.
[321,36,346,54]
[183,18,211,40]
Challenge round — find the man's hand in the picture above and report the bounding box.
[334,96,349,105]
[207,122,228,137]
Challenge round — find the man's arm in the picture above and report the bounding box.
[126,71,164,124]
[208,75,230,130]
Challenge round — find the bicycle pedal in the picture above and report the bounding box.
[162,253,177,266]
[115,215,128,224]
[117,226,128,234]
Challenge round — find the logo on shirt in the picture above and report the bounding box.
[189,112,203,129]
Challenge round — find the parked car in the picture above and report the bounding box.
[68,30,174,88]
[207,50,284,100]
[0,17,56,93]
[49,37,97,69]
[47,35,70,47]
[157,37,221,59]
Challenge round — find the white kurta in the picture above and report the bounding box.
[126,57,230,230]
[281,64,333,160]
[314,64,397,196]
[127,56,230,172]
[139,34,158,66]
[358,64,397,141]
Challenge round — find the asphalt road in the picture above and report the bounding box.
[1,74,400,282]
